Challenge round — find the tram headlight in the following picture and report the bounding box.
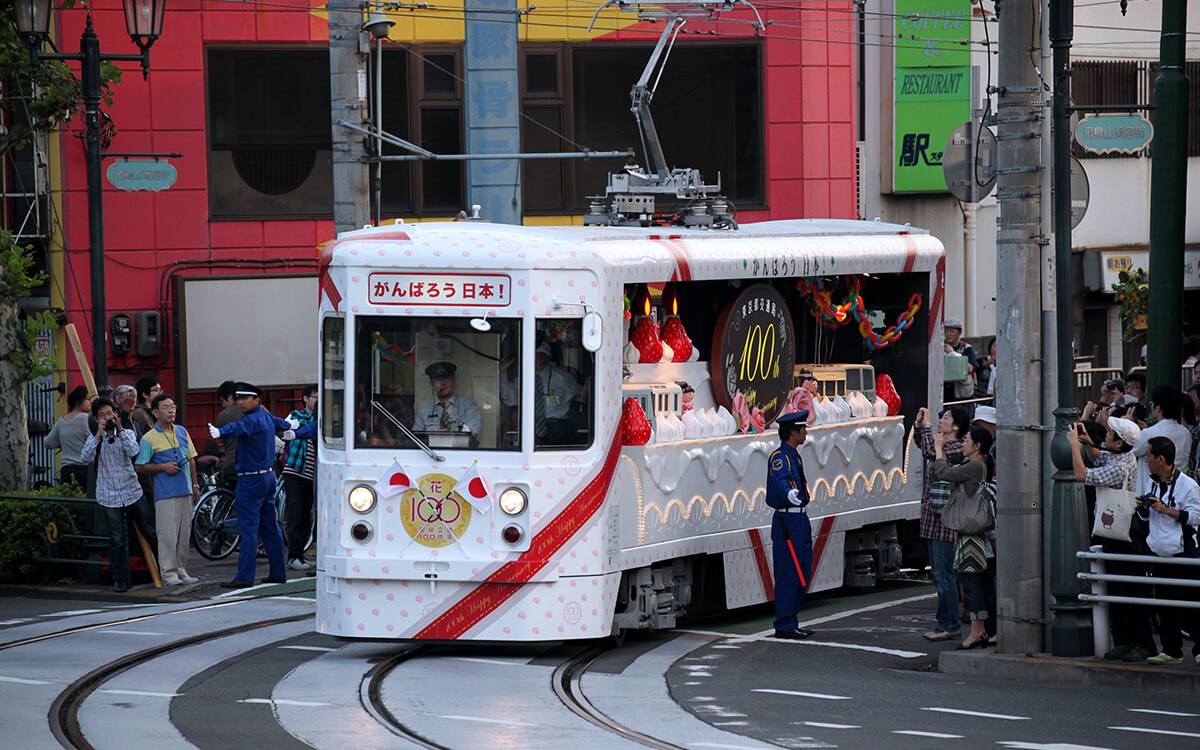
[348,484,377,513]
[498,487,527,516]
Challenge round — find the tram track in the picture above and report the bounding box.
[44,610,313,750]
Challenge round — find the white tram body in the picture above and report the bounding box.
[315,219,945,640]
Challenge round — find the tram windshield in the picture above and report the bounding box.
[354,316,521,451]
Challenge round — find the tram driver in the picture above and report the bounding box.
[416,361,482,436]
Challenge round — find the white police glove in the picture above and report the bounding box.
[286,418,301,430]
[787,488,802,506]
[208,423,220,440]
[282,429,296,440]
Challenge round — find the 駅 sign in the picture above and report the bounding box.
[1074,113,1153,155]
[106,159,178,192]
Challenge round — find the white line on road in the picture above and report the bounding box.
[98,630,168,636]
[687,630,926,658]
[893,729,964,738]
[40,609,103,617]
[0,675,51,685]
[754,592,938,636]
[0,618,33,625]
[278,645,337,652]
[447,656,528,666]
[99,689,181,698]
[437,714,538,727]
[997,742,1119,749]
[1109,726,1200,738]
[752,688,852,701]
[801,721,862,729]
[239,698,330,707]
[1128,708,1200,717]
[922,707,1030,721]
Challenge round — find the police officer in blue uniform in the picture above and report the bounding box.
[768,410,815,640]
[208,383,298,588]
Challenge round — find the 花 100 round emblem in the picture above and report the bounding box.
[400,473,473,548]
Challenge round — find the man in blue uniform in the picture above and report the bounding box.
[208,383,298,588]
[768,410,814,640]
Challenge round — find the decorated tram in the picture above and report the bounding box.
[314,218,945,640]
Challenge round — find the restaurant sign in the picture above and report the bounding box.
[106,160,178,192]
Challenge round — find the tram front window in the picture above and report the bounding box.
[531,319,594,451]
[355,317,521,451]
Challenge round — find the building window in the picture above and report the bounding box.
[207,46,465,220]
[520,43,763,214]
[1072,59,1200,159]
[207,48,333,218]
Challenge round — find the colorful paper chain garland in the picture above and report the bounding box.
[796,276,922,350]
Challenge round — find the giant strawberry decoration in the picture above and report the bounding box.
[621,398,652,445]
[659,283,693,362]
[630,317,664,363]
[876,373,901,416]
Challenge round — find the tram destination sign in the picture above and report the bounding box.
[710,283,795,426]
[1074,113,1153,155]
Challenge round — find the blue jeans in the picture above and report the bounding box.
[927,539,960,632]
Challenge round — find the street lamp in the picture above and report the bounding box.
[14,0,166,388]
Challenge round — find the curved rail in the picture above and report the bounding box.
[48,612,313,750]
[552,646,688,750]
[361,645,451,750]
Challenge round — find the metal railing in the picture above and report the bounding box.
[1076,545,1200,656]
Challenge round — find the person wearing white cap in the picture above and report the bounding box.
[533,342,582,445]
[942,317,976,403]
[972,406,997,458]
[1066,415,1156,662]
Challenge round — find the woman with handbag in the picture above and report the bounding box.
[931,425,995,650]
[916,406,970,641]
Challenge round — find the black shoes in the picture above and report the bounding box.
[260,576,287,584]
[113,581,128,593]
[773,628,815,640]
[956,635,990,650]
[220,579,253,589]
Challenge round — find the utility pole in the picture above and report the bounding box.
[1146,0,1188,393]
[993,0,1045,654]
[329,0,371,235]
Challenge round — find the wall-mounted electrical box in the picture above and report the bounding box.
[135,310,160,358]
[109,314,131,355]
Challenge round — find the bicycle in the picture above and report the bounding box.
[190,471,310,560]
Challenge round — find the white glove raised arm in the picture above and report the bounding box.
[286,418,301,430]
[208,423,221,440]
[282,429,296,440]
[787,488,802,506]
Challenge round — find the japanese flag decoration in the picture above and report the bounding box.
[379,459,412,498]
[455,462,491,514]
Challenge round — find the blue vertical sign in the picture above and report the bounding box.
[465,0,521,225]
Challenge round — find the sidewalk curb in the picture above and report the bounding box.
[939,649,1200,694]
[0,583,191,605]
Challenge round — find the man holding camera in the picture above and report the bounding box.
[81,398,157,593]
[1138,437,1200,665]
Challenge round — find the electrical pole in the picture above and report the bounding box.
[1146,0,1188,393]
[993,0,1045,654]
[329,0,370,235]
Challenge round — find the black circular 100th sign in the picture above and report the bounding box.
[710,283,796,425]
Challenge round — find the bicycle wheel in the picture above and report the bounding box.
[191,488,240,560]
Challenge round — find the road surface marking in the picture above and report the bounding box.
[279,645,337,652]
[41,609,103,617]
[1109,726,1200,738]
[997,742,1119,749]
[801,722,861,729]
[748,592,938,637]
[0,619,33,626]
[438,714,537,727]
[448,656,528,666]
[0,675,51,685]
[753,688,852,701]
[99,689,180,698]
[240,698,330,707]
[99,630,167,636]
[894,729,964,738]
[1128,708,1199,717]
[922,707,1030,720]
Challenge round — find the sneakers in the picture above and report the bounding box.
[1195,654,1200,666]
[288,558,312,571]
[1146,652,1183,665]
[180,575,199,584]
[923,630,961,641]
[162,576,183,586]
[1121,646,1151,663]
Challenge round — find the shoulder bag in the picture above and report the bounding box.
[942,477,995,534]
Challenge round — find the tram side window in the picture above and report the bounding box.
[322,317,345,448]
[533,319,594,451]
[354,317,521,452]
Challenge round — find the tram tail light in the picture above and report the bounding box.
[501,524,523,545]
[351,521,373,542]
